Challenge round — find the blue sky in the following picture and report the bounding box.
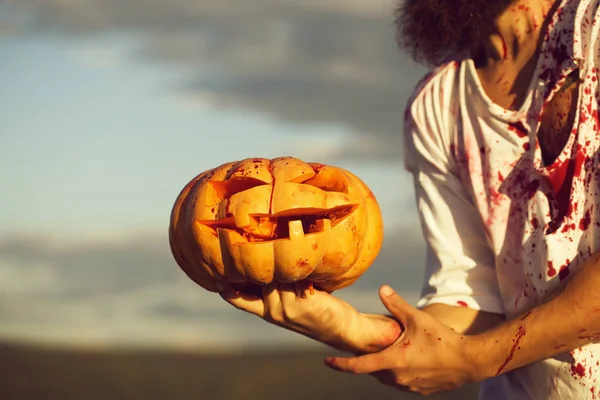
[1,34,415,239]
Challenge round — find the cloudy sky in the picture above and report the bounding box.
[0,0,430,350]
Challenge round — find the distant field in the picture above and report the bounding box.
[0,341,479,400]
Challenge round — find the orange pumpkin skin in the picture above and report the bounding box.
[169,157,383,293]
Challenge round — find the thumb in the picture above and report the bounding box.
[379,285,415,326]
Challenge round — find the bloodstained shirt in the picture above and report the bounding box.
[403,0,600,398]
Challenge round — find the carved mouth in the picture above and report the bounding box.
[198,204,357,242]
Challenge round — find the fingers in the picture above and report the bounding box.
[218,280,316,323]
[266,282,308,324]
[274,281,295,303]
[379,285,415,327]
[324,351,396,375]
[219,281,294,323]
[262,282,285,321]
[218,282,265,316]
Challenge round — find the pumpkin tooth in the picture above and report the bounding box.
[234,212,251,228]
[288,219,305,239]
[319,218,332,232]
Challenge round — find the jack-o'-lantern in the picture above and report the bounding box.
[169,157,383,293]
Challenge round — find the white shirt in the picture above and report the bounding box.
[404,1,600,398]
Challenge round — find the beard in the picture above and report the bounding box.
[394,0,516,66]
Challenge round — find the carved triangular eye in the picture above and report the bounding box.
[302,166,349,194]
[206,177,267,203]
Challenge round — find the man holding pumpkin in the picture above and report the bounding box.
[218,0,600,398]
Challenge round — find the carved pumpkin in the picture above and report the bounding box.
[169,157,383,293]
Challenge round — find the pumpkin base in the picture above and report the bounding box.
[232,280,327,298]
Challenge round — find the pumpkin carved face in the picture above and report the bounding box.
[169,157,383,293]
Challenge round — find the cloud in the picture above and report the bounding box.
[0,234,177,297]
[75,46,126,69]
[0,224,426,348]
[4,0,429,160]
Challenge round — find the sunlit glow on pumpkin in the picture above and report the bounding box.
[169,157,384,293]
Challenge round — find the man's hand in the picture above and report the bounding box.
[324,252,600,396]
[324,285,485,396]
[217,280,402,354]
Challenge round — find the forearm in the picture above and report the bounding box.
[351,302,504,355]
[470,253,600,379]
[421,303,505,334]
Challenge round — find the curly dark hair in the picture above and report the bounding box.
[394,0,517,66]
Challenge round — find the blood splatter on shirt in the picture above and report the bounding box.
[404,1,600,399]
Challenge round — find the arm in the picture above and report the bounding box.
[470,253,600,378]
[370,303,505,339]
[324,263,596,394]
[218,281,504,356]
[421,303,505,335]
[339,304,504,356]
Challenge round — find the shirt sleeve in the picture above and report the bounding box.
[403,83,504,314]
